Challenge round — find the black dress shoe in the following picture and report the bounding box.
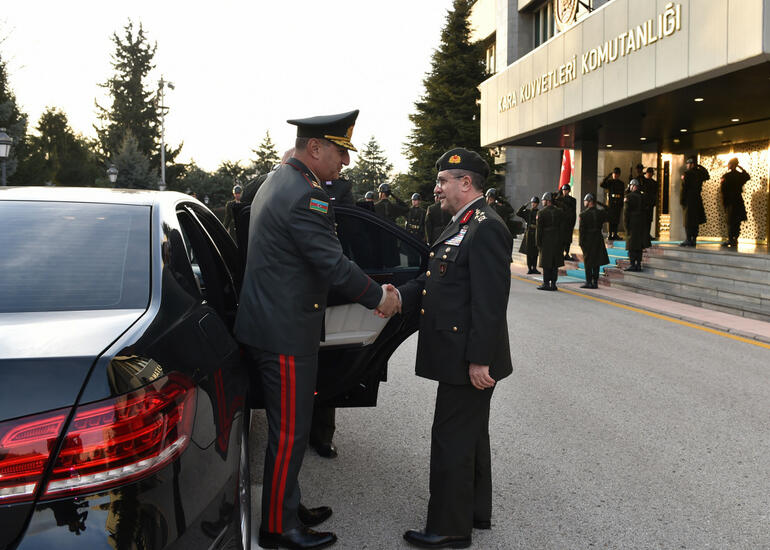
[473,519,491,530]
[298,503,332,527]
[537,283,549,290]
[403,529,471,548]
[311,442,337,459]
[259,526,337,549]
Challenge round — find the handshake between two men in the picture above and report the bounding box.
[374,283,401,318]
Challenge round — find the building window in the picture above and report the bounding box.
[485,41,496,74]
[533,1,556,48]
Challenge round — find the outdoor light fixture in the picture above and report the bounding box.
[673,138,681,143]
[107,165,119,184]
[640,137,647,141]
[0,128,12,187]
[606,144,613,148]
[536,141,542,145]
[731,118,740,122]
[717,130,724,135]
[694,97,704,102]
[563,133,570,137]
[680,128,688,133]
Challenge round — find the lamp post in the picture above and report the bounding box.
[107,165,119,185]
[158,76,174,191]
[0,128,12,187]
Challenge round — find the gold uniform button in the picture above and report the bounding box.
[420,308,425,315]
[429,252,435,258]
[426,271,431,277]
[314,303,320,310]
[452,326,458,332]
[422,289,427,296]
[445,247,451,253]
[442,254,447,260]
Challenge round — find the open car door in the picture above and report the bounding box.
[233,201,427,407]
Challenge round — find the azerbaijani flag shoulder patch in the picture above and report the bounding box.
[309,198,329,214]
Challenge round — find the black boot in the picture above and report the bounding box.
[258,525,337,549]
[580,276,592,289]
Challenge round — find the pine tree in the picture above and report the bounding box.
[404,0,495,199]
[112,133,155,189]
[252,131,280,175]
[0,50,29,185]
[345,136,393,197]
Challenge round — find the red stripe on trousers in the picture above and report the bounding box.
[275,355,296,532]
[269,355,288,532]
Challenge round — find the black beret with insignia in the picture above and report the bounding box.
[435,147,490,179]
[287,110,359,152]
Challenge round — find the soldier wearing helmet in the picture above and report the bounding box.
[553,183,577,261]
[516,195,540,274]
[536,191,565,290]
[578,192,610,288]
[374,182,409,224]
[223,184,244,238]
[485,188,515,235]
[405,192,427,242]
[600,167,625,241]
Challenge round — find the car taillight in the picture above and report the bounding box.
[0,373,196,504]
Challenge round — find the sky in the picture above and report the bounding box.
[1,0,456,174]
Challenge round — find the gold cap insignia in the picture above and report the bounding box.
[448,155,462,164]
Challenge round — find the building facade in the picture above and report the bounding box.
[473,0,770,243]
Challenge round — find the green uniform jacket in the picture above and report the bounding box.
[579,206,610,267]
[405,206,427,242]
[425,202,452,245]
[721,169,750,223]
[536,204,565,269]
[624,190,651,251]
[234,158,383,356]
[374,196,409,223]
[399,197,513,385]
[516,204,538,255]
[600,176,625,224]
[680,164,709,228]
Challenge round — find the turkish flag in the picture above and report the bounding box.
[558,149,572,189]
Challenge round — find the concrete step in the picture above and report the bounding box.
[650,245,770,271]
[608,270,770,321]
[641,256,770,288]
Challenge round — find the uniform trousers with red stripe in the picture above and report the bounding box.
[246,347,317,533]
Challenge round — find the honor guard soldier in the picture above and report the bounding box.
[578,193,610,288]
[424,192,452,245]
[641,167,658,241]
[553,183,577,260]
[234,109,401,550]
[516,196,540,274]
[222,184,243,238]
[356,190,376,212]
[679,156,710,247]
[720,158,750,247]
[405,193,427,242]
[485,187,515,234]
[623,180,650,272]
[600,167,625,241]
[536,192,565,291]
[399,148,513,549]
[374,182,409,223]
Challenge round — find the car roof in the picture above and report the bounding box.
[0,186,196,207]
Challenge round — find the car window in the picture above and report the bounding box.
[0,201,151,313]
[335,209,424,272]
[187,204,242,291]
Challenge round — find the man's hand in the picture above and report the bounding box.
[469,363,495,390]
[375,284,401,318]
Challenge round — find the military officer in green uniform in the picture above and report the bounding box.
[600,167,625,240]
[623,179,651,271]
[405,193,427,242]
[424,192,452,245]
[679,156,710,247]
[516,196,540,274]
[553,183,577,260]
[536,192,565,291]
[234,110,401,550]
[374,182,409,223]
[578,193,609,289]
[399,148,513,549]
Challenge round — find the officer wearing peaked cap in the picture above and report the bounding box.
[399,147,513,548]
[234,109,401,550]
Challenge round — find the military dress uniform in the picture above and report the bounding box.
[374,195,409,223]
[641,174,658,239]
[680,161,710,246]
[578,202,610,288]
[600,174,625,239]
[554,189,577,258]
[516,202,539,273]
[234,111,384,539]
[536,198,565,290]
[406,205,427,242]
[720,167,750,246]
[623,187,650,271]
[424,201,452,245]
[323,178,354,205]
[399,149,513,546]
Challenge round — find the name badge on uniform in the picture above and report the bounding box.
[444,226,468,247]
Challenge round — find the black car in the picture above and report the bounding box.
[0,187,426,550]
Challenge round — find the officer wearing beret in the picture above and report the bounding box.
[516,196,540,274]
[600,167,625,240]
[399,148,513,549]
[424,192,452,245]
[536,192,565,291]
[234,110,401,550]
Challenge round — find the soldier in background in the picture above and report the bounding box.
[641,167,658,242]
[623,179,650,271]
[485,188,515,234]
[600,167,625,241]
[222,184,243,238]
[356,190,376,212]
[553,183,577,260]
[405,193,426,242]
[578,193,609,289]
[536,192,564,291]
[424,192,452,245]
[516,196,540,274]
[720,157,750,248]
[679,156,710,247]
[374,182,409,223]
